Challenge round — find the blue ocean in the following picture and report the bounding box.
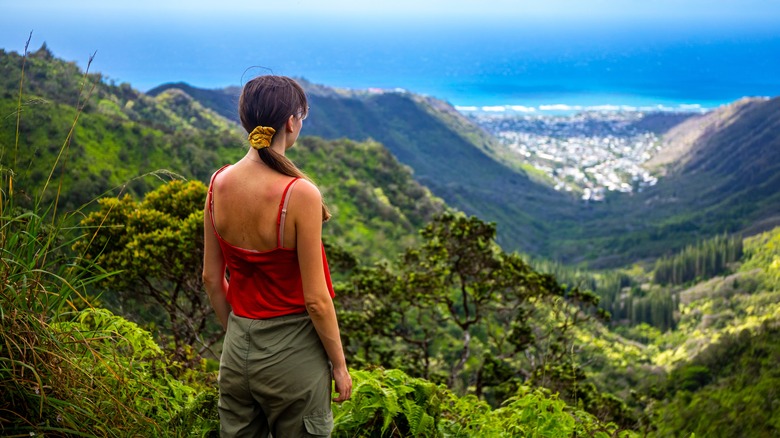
[1,14,779,113]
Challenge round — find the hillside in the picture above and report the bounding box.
[0,47,443,260]
[149,78,780,268]
[291,136,446,260]
[150,81,580,255]
[664,97,780,235]
[550,96,780,266]
[0,46,244,210]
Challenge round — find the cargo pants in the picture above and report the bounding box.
[218,312,334,437]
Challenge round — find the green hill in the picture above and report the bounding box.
[150,81,780,268]
[0,45,243,210]
[4,45,780,437]
[0,46,443,260]
[149,81,580,256]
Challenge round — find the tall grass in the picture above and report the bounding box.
[0,36,218,437]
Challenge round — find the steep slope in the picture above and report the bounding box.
[305,88,581,254]
[150,81,580,255]
[290,136,446,260]
[641,96,780,233]
[0,47,443,260]
[552,97,780,266]
[645,98,770,173]
[0,47,244,210]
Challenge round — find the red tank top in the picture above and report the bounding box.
[207,165,335,319]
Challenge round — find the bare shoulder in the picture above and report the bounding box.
[209,165,235,192]
[291,179,322,204]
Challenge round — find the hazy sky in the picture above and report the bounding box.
[2,0,779,102]
[5,0,780,23]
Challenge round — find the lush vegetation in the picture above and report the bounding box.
[0,184,638,436]
[652,234,743,285]
[292,136,445,261]
[0,46,444,263]
[3,44,780,437]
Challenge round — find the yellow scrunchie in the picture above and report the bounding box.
[248,126,276,149]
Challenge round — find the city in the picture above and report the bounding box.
[467,111,667,201]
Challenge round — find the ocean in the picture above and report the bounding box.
[1,14,779,114]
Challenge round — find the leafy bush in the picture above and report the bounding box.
[0,200,218,436]
[334,368,441,437]
[334,368,638,437]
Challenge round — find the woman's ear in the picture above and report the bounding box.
[286,114,296,132]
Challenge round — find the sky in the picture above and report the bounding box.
[1,1,779,105]
[5,0,780,22]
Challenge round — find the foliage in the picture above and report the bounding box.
[334,368,441,437]
[335,212,631,426]
[653,273,780,368]
[73,179,221,361]
[0,181,216,436]
[441,384,637,438]
[292,136,446,262]
[2,47,445,265]
[5,42,780,437]
[740,225,780,291]
[652,233,743,285]
[536,232,744,331]
[1,297,218,437]
[0,45,244,212]
[162,80,780,269]
[650,319,780,437]
[0,44,218,434]
[333,368,638,438]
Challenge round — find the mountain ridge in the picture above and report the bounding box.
[147,79,780,267]
[646,97,771,173]
[149,80,578,255]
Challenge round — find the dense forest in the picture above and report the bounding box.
[2,45,779,437]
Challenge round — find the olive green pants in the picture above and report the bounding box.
[218,312,334,437]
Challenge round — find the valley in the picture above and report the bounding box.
[148,80,780,267]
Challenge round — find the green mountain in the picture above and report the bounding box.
[149,81,780,268]
[651,96,780,236]
[0,46,243,211]
[0,46,443,260]
[149,81,580,256]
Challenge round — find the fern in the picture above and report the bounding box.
[333,368,442,437]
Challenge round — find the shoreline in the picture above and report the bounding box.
[453,102,715,116]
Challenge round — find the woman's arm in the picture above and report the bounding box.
[202,197,230,330]
[292,180,352,402]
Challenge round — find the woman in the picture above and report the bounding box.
[202,75,351,437]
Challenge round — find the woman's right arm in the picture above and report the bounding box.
[203,197,230,330]
[292,180,352,403]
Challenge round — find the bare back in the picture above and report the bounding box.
[210,161,298,251]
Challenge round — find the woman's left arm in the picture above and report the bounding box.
[292,180,352,402]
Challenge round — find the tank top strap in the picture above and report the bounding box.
[207,164,232,237]
[276,178,301,248]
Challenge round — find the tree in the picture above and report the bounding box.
[74,179,218,361]
[342,212,605,405]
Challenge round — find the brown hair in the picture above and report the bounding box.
[238,75,330,221]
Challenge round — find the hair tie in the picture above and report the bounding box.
[248,126,276,149]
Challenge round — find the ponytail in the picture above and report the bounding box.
[240,75,331,221]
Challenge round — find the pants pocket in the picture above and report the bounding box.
[303,410,334,436]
